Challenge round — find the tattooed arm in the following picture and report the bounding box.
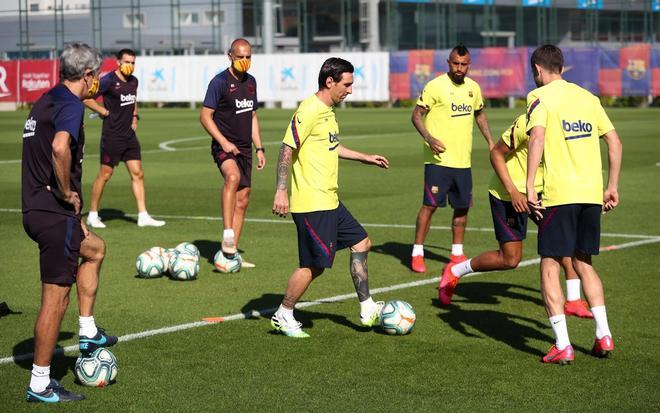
[272,143,294,217]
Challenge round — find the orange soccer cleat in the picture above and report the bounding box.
[438,263,459,305]
[542,344,574,365]
[564,299,594,318]
[411,255,426,273]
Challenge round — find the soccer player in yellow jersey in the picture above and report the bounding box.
[437,114,593,319]
[270,58,390,338]
[526,45,622,364]
[410,44,494,273]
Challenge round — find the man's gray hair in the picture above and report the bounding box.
[59,42,102,81]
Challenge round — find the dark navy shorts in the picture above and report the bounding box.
[291,202,368,269]
[536,204,601,257]
[100,134,141,167]
[23,211,82,285]
[423,164,472,209]
[212,144,252,189]
[489,194,528,243]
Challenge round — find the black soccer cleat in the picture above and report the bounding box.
[26,379,85,403]
[79,326,118,355]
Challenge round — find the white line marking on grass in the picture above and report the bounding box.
[1,236,659,366]
[0,208,658,240]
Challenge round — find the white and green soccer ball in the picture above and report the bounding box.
[168,252,199,280]
[213,250,241,273]
[75,348,118,387]
[174,242,200,259]
[136,250,165,278]
[380,300,416,335]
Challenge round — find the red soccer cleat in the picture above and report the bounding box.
[591,335,614,358]
[542,344,574,365]
[564,299,593,318]
[450,254,468,264]
[411,255,426,273]
[438,263,459,305]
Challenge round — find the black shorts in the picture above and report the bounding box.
[100,134,141,167]
[212,145,252,189]
[23,211,82,285]
[291,202,368,269]
[537,204,601,257]
[423,164,472,209]
[489,194,528,243]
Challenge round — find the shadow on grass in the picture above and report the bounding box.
[241,293,367,333]
[13,332,78,380]
[371,241,449,270]
[435,281,544,307]
[97,208,137,225]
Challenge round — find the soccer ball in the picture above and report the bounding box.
[74,348,118,387]
[380,300,416,335]
[135,250,165,278]
[213,250,241,273]
[174,242,200,258]
[168,252,199,280]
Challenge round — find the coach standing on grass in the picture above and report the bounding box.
[200,38,266,268]
[410,44,494,274]
[22,42,117,403]
[83,48,165,229]
[525,45,622,364]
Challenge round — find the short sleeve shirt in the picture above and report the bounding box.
[282,94,340,213]
[22,84,85,217]
[416,73,484,168]
[203,69,258,155]
[97,71,138,139]
[526,80,615,206]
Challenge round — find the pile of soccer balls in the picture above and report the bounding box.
[135,242,200,280]
[75,348,118,387]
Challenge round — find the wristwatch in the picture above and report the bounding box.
[255,147,265,153]
[133,114,140,120]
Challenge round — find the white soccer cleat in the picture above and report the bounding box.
[86,215,106,229]
[360,301,385,327]
[137,215,166,227]
[271,312,310,338]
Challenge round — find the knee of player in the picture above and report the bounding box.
[502,255,521,270]
[100,169,114,181]
[224,173,241,186]
[352,237,371,253]
[130,169,144,181]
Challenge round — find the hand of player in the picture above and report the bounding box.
[131,118,138,131]
[222,141,240,156]
[80,219,90,238]
[47,185,81,215]
[367,154,389,169]
[272,189,289,218]
[256,150,266,170]
[526,191,544,221]
[510,190,530,214]
[602,187,619,214]
[425,136,446,155]
[101,109,110,118]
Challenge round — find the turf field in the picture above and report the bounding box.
[0,106,659,412]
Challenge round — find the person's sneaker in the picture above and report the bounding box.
[86,215,106,229]
[450,254,468,264]
[438,263,459,305]
[411,255,426,273]
[360,301,385,327]
[221,237,237,255]
[564,299,593,318]
[79,327,118,355]
[270,312,310,338]
[137,214,165,227]
[542,344,574,364]
[591,335,614,358]
[26,379,85,403]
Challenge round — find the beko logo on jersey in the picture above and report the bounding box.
[328,132,339,151]
[235,99,254,114]
[120,94,136,106]
[23,117,36,138]
[562,120,593,140]
[451,103,472,117]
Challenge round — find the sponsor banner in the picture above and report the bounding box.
[561,48,600,94]
[652,48,660,96]
[470,47,527,98]
[522,0,551,6]
[577,0,602,9]
[19,60,57,102]
[0,60,18,102]
[620,44,651,96]
[133,57,192,102]
[462,0,494,5]
[654,0,660,12]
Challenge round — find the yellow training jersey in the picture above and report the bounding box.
[488,114,543,201]
[416,73,484,168]
[282,94,340,213]
[526,79,614,207]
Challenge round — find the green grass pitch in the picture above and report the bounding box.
[0,106,659,411]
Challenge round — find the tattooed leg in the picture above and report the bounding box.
[350,251,370,302]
